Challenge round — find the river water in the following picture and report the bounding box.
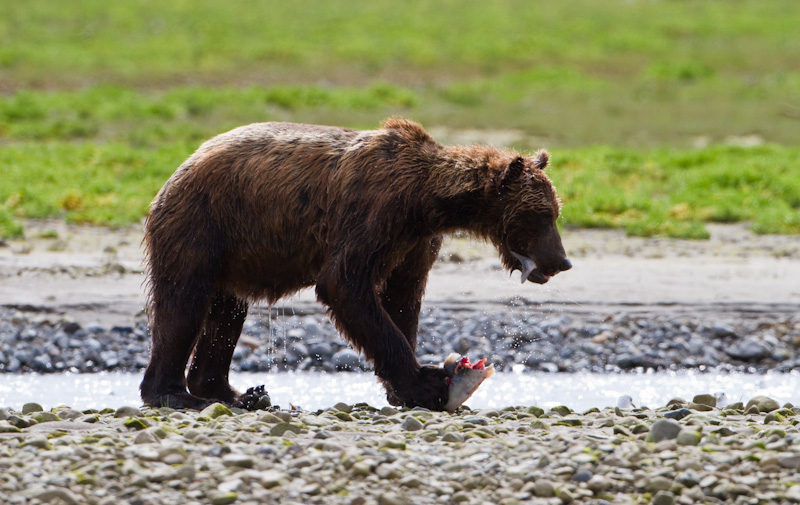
[2,371,799,412]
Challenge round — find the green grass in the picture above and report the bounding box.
[2,140,798,239]
[2,1,799,146]
[1,0,799,239]
[552,145,800,238]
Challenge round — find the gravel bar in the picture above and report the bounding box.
[2,307,799,375]
[3,395,800,505]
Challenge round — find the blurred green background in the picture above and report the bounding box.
[1,0,799,239]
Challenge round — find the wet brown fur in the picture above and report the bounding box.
[140,118,570,410]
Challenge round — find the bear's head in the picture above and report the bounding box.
[488,150,572,284]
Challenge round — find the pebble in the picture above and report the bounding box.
[649,419,682,442]
[533,480,555,497]
[663,408,692,420]
[676,428,702,446]
[746,395,781,413]
[787,485,800,503]
[401,415,424,431]
[652,490,675,505]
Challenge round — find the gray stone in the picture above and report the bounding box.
[333,402,352,413]
[115,406,143,418]
[663,408,691,420]
[649,419,682,442]
[746,395,780,413]
[652,490,675,505]
[400,475,424,488]
[692,394,716,408]
[586,475,611,493]
[699,475,718,488]
[269,422,302,436]
[401,416,424,431]
[21,403,44,414]
[352,460,376,476]
[711,324,737,338]
[676,468,700,487]
[21,436,51,450]
[380,406,399,416]
[0,421,18,433]
[786,485,800,503]
[726,338,770,361]
[32,488,81,505]
[222,454,255,468]
[676,429,702,446]
[259,470,285,488]
[533,480,555,497]
[779,453,800,469]
[332,348,362,369]
[134,430,160,445]
[378,491,411,505]
[572,470,592,482]
[645,476,672,492]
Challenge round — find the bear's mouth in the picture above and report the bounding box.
[510,252,550,285]
[527,269,551,284]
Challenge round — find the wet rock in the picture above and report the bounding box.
[726,338,771,361]
[332,348,362,370]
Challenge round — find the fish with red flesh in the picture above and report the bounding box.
[442,353,495,412]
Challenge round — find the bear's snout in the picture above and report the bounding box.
[558,258,573,273]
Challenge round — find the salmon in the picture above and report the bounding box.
[443,353,495,412]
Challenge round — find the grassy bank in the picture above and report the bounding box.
[1,1,798,238]
[2,139,798,239]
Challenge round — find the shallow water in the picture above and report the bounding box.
[1,371,799,412]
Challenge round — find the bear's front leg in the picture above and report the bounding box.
[379,365,450,410]
[316,267,450,411]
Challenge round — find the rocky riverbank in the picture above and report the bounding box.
[3,395,800,505]
[2,306,799,376]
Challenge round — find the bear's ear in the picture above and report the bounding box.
[533,149,550,170]
[493,156,525,192]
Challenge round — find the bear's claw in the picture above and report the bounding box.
[233,385,271,410]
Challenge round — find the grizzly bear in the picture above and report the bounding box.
[140,118,572,411]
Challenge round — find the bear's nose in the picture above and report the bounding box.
[558,258,573,272]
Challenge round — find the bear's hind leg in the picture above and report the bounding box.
[187,291,250,405]
[140,287,212,410]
